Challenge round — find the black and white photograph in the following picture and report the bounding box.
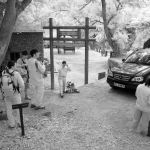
[0,0,150,149]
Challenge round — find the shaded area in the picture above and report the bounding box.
[143,38,150,49]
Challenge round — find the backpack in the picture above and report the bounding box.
[66,81,80,93]
[0,70,19,98]
[66,82,75,93]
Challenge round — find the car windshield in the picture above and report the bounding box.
[125,51,150,65]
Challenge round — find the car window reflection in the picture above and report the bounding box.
[125,52,150,65]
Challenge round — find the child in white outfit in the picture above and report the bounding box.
[58,61,71,98]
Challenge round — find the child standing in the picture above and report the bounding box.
[58,61,71,98]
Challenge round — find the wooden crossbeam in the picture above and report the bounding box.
[53,42,84,47]
[43,17,96,89]
[43,26,96,29]
[43,37,95,41]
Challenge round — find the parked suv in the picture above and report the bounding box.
[107,49,150,90]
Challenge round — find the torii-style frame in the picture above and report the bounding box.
[43,17,96,89]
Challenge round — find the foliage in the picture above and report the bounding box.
[5,0,150,53]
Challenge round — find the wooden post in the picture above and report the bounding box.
[57,29,60,54]
[78,29,81,39]
[49,18,54,89]
[63,35,65,54]
[85,17,89,84]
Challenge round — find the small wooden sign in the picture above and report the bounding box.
[12,102,29,136]
[12,103,29,109]
[98,72,106,80]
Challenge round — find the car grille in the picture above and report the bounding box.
[114,74,130,81]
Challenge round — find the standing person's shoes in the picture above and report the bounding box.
[60,93,63,98]
[35,106,45,110]
[30,104,36,108]
[25,96,31,100]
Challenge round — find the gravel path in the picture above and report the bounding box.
[0,49,150,150]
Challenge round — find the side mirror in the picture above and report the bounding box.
[122,58,125,62]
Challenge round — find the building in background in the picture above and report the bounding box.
[1,31,44,70]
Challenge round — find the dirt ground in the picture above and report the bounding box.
[0,49,150,150]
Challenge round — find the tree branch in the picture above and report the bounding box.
[107,15,115,24]
[107,0,124,24]
[116,0,123,11]
[90,19,103,26]
[79,0,92,11]
[16,0,32,16]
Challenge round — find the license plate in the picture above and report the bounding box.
[114,82,125,88]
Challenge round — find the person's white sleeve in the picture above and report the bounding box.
[16,72,24,89]
[16,63,22,68]
[17,59,22,65]
[37,61,45,74]
[67,66,71,71]
[16,59,27,68]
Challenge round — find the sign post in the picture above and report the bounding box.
[12,103,29,136]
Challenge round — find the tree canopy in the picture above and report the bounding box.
[0,0,150,65]
[15,0,150,52]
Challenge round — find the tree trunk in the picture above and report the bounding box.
[0,2,5,25]
[101,0,120,57]
[0,0,32,66]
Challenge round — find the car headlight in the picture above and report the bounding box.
[131,76,143,82]
[108,69,113,77]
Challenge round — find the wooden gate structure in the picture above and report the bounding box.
[43,17,96,89]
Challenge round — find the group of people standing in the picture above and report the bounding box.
[1,49,71,128]
[2,49,46,128]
